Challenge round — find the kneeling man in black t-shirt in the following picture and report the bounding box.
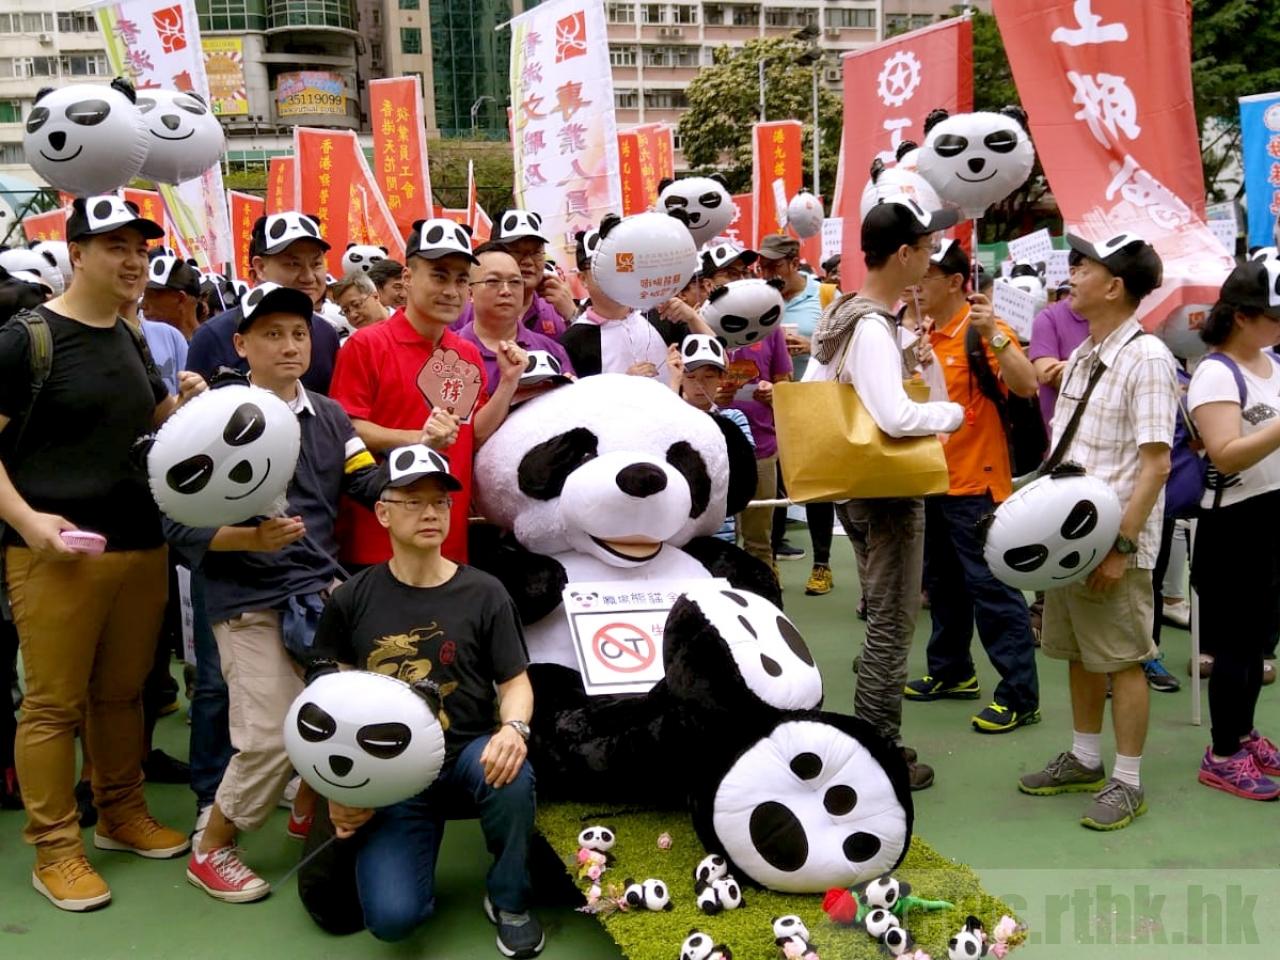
[303,444,542,958]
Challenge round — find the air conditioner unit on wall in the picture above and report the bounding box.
[37,32,53,44]
[824,27,840,38]
[824,68,841,82]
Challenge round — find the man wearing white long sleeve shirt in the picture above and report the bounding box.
[805,197,965,790]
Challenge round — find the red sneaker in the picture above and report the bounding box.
[286,808,313,841]
[186,846,270,903]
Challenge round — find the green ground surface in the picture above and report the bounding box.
[1,528,1277,959]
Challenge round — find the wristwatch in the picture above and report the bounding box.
[1113,534,1138,556]
[506,720,531,741]
[989,332,1012,353]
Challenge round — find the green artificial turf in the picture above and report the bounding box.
[537,802,1024,960]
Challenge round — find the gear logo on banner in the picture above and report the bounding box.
[555,11,588,63]
[877,50,922,108]
[152,4,187,54]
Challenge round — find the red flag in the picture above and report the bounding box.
[466,159,478,231]
[228,191,265,281]
[22,208,69,244]
[838,18,973,290]
[123,188,167,248]
[724,194,755,251]
[370,76,432,241]
[473,202,493,244]
[266,157,296,214]
[651,124,675,185]
[618,131,644,215]
[752,121,804,249]
[992,0,1232,326]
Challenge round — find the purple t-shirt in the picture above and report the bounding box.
[456,320,575,395]
[1027,300,1089,428]
[725,327,793,459]
[451,292,567,338]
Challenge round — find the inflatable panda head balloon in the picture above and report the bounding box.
[24,78,150,195]
[0,247,63,296]
[146,382,302,527]
[997,261,1048,316]
[786,192,823,239]
[658,175,734,247]
[590,211,699,310]
[983,465,1123,591]
[917,106,1035,219]
[700,277,786,348]
[341,243,388,276]
[859,142,942,222]
[284,671,447,808]
[136,89,225,184]
[30,241,71,294]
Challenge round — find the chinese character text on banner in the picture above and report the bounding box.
[228,191,265,281]
[1240,92,1280,251]
[838,17,973,291]
[370,77,432,242]
[22,208,69,244]
[266,156,295,214]
[510,0,622,270]
[993,0,1233,327]
[95,0,233,272]
[752,120,803,249]
[122,188,166,247]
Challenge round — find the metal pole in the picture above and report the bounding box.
[758,58,766,123]
[812,63,820,198]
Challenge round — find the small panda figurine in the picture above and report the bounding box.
[679,930,716,960]
[693,853,727,887]
[623,877,673,912]
[342,243,389,277]
[881,924,916,957]
[578,825,616,854]
[864,907,901,940]
[772,915,814,956]
[858,873,912,912]
[948,916,989,959]
[696,875,744,914]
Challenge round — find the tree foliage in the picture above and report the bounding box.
[678,37,843,198]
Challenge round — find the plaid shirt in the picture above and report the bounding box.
[1049,317,1177,568]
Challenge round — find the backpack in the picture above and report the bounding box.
[963,323,1049,477]
[1165,352,1250,517]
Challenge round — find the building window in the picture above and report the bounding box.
[609,45,637,67]
[828,8,876,29]
[57,11,98,32]
[672,5,697,24]
[732,6,758,27]
[21,12,54,32]
[60,54,110,77]
[199,0,269,32]
[0,100,19,123]
[370,41,383,62]
[398,0,419,7]
[671,131,683,151]
[0,142,25,164]
[266,0,357,31]
[644,89,687,109]
[640,4,666,24]
[614,89,638,110]
[643,46,697,67]
[607,3,635,23]
[401,26,422,54]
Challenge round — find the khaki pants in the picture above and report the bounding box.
[213,609,304,831]
[738,455,778,571]
[7,545,168,862]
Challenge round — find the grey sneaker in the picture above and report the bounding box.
[1018,751,1107,796]
[484,895,545,958]
[1081,778,1147,831]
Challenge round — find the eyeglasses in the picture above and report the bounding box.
[339,294,370,317]
[379,496,453,514]
[469,278,524,292]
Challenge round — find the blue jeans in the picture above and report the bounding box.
[923,494,1039,711]
[188,573,234,811]
[355,734,536,943]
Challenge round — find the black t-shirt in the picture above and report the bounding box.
[0,307,169,550]
[310,563,529,758]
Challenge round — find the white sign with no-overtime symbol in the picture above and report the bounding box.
[564,579,729,696]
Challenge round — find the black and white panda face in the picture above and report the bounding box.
[147,383,302,528]
[474,374,734,561]
[341,243,388,276]
[709,719,910,893]
[24,80,149,194]
[983,470,1123,591]
[772,915,810,942]
[136,89,225,184]
[695,883,722,915]
[497,209,547,243]
[694,853,727,886]
[659,176,733,246]
[521,350,566,386]
[283,671,446,808]
[623,878,671,911]
[680,931,714,960]
[865,908,900,939]
[681,334,726,371]
[882,925,914,956]
[577,825,615,852]
[681,587,822,711]
[0,247,60,294]
[948,928,988,960]
[710,877,743,910]
[260,213,325,255]
[917,110,1035,217]
[701,278,786,348]
[863,874,908,909]
[31,241,71,292]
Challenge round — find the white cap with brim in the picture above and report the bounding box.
[382,443,463,492]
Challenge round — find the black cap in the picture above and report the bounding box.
[405,218,478,264]
[821,254,841,274]
[701,242,758,276]
[67,195,164,242]
[146,255,202,296]
[1218,259,1280,319]
[1065,232,1163,301]
[237,282,315,332]
[929,238,970,278]
[861,195,960,261]
[381,444,463,492]
[251,213,330,257]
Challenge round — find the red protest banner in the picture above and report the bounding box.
[651,124,675,185]
[618,131,644,215]
[370,76,432,241]
[722,194,755,250]
[22,208,69,244]
[123,188,167,247]
[228,191,265,281]
[266,156,296,214]
[993,0,1232,325]
[634,124,665,212]
[752,121,804,249]
[838,17,973,290]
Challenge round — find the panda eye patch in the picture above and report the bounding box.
[517,427,599,500]
[934,133,968,157]
[297,702,336,742]
[224,403,267,446]
[665,441,711,518]
[136,98,157,114]
[65,99,111,126]
[1003,543,1049,572]
[356,722,412,759]
[178,97,207,115]
[166,454,214,494]
[698,192,722,207]
[984,130,1019,154]
[25,106,49,133]
[664,195,688,208]
[1061,500,1098,540]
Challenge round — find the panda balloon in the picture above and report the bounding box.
[917,107,1036,220]
[145,382,302,527]
[136,89,226,184]
[284,671,447,808]
[590,211,699,310]
[859,141,942,221]
[786,192,823,239]
[700,278,786,348]
[0,247,63,296]
[30,240,71,294]
[24,78,150,195]
[341,243,388,277]
[983,465,1122,591]
[658,175,734,247]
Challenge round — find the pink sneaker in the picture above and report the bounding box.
[1243,731,1280,777]
[186,846,270,903]
[1198,748,1280,801]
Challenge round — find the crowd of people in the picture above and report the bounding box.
[0,182,1277,958]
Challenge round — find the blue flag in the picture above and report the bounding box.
[1240,92,1280,249]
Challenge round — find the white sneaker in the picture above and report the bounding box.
[278,775,300,809]
[1161,598,1191,629]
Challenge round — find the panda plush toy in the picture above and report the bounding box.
[341,243,389,276]
[948,916,990,959]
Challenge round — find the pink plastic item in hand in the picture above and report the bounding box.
[59,530,106,555]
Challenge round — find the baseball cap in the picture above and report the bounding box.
[861,195,960,260]
[575,225,603,272]
[821,254,841,274]
[758,234,800,261]
[406,218,478,264]
[251,212,330,257]
[1065,232,1163,301]
[492,209,549,245]
[146,255,202,296]
[929,238,970,278]
[67,195,164,242]
[1218,258,1280,319]
[681,334,727,371]
[520,350,572,387]
[701,242,758,276]
[237,281,315,332]
[380,443,463,493]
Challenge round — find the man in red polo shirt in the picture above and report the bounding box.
[330,218,526,566]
